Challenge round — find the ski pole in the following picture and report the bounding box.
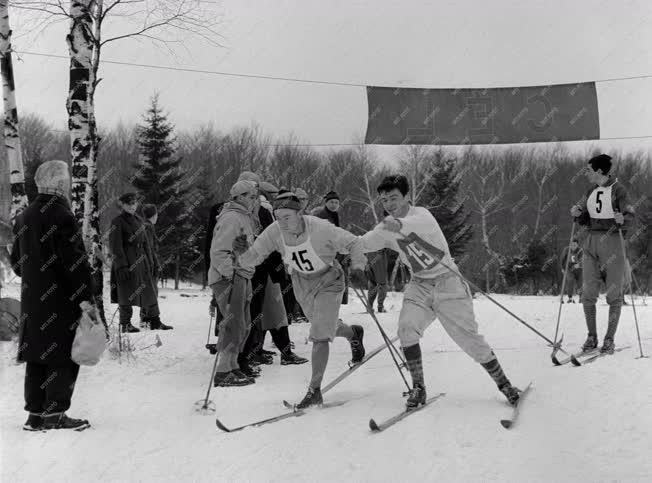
[351,286,411,393]
[551,222,576,359]
[617,228,648,359]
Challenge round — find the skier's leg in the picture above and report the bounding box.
[377,282,388,311]
[580,236,601,349]
[601,234,626,351]
[309,340,330,389]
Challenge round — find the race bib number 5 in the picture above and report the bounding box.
[396,233,445,273]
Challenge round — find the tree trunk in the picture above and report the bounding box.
[174,251,180,290]
[0,1,27,222]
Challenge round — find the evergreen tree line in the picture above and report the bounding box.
[11,97,652,294]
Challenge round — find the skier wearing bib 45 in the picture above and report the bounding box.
[234,193,368,409]
[361,175,520,409]
[570,154,635,355]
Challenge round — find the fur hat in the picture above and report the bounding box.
[230,180,256,198]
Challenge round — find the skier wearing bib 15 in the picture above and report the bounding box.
[233,193,368,409]
[361,175,521,409]
[570,154,635,355]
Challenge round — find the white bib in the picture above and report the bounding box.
[586,185,615,219]
[281,221,329,274]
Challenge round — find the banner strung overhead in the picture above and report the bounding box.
[364,82,600,145]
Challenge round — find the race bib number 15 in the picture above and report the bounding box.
[396,233,445,273]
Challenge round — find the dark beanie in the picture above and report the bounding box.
[142,203,157,219]
[588,154,612,175]
[324,190,339,202]
[273,193,302,211]
[119,192,138,204]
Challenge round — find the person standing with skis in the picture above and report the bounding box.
[570,154,635,354]
[234,193,367,409]
[560,238,583,304]
[360,175,520,410]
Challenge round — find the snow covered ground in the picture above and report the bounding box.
[2,282,652,483]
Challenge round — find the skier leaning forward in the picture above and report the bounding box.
[361,175,521,409]
[234,193,367,409]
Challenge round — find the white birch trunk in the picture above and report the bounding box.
[67,0,99,258]
[0,1,27,222]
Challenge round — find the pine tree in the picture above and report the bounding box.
[420,154,473,257]
[132,95,196,288]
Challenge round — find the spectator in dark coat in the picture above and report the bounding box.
[311,190,350,304]
[365,249,389,312]
[560,239,583,303]
[109,193,159,333]
[139,204,172,330]
[10,160,94,431]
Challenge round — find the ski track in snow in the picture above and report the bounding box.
[2,283,652,482]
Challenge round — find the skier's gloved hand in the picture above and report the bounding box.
[233,233,249,254]
[382,216,403,233]
[79,300,98,321]
[614,212,624,225]
[570,205,582,217]
[349,267,368,287]
[117,267,130,282]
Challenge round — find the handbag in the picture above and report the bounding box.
[71,307,107,366]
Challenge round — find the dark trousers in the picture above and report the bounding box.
[24,360,80,415]
[368,282,388,309]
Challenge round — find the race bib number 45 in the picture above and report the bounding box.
[396,233,445,273]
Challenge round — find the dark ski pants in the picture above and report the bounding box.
[24,360,80,416]
[564,269,582,298]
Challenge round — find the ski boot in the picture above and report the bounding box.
[42,413,90,431]
[139,317,149,329]
[259,348,276,357]
[213,370,254,387]
[252,352,274,365]
[23,414,44,432]
[349,325,365,364]
[600,337,615,354]
[377,305,386,313]
[280,352,309,365]
[499,383,520,407]
[406,383,426,410]
[149,316,173,330]
[582,334,598,353]
[296,387,323,409]
[121,323,140,333]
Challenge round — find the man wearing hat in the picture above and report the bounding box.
[208,180,259,386]
[311,190,351,304]
[109,192,160,333]
[570,153,635,354]
[234,193,368,409]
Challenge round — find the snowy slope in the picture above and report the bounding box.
[2,283,652,483]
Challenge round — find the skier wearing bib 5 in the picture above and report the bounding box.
[570,154,634,355]
[361,175,520,409]
[233,193,368,409]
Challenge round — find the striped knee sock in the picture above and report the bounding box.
[402,344,424,387]
[583,303,597,336]
[481,356,510,388]
[605,304,622,340]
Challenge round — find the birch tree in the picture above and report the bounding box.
[0,1,27,222]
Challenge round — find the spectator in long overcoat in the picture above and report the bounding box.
[109,193,159,333]
[10,160,95,431]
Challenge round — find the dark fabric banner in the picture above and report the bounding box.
[365,82,599,145]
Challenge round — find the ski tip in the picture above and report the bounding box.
[369,419,380,432]
[500,419,513,429]
[215,419,231,432]
[551,355,562,366]
[282,400,297,412]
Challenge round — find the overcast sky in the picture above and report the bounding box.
[10,0,652,163]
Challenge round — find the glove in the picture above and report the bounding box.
[349,267,367,287]
[233,233,249,254]
[117,267,130,282]
[570,205,582,217]
[79,301,98,321]
[382,216,403,233]
[614,212,624,225]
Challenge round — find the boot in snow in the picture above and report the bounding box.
[42,413,90,431]
[149,316,173,330]
[296,387,323,409]
[499,382,521,406]
[23,414,44,432]
[582,334,598,353]
[600,337,615,354]
[349,325,365,364]
[280,352,309,365]
[213,370,254,387]
[406,383,426,410]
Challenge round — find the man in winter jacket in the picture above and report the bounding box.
[139,204,172,330]
[109,193,161,333]
[209,180,259,386]
[10,160,94,431]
